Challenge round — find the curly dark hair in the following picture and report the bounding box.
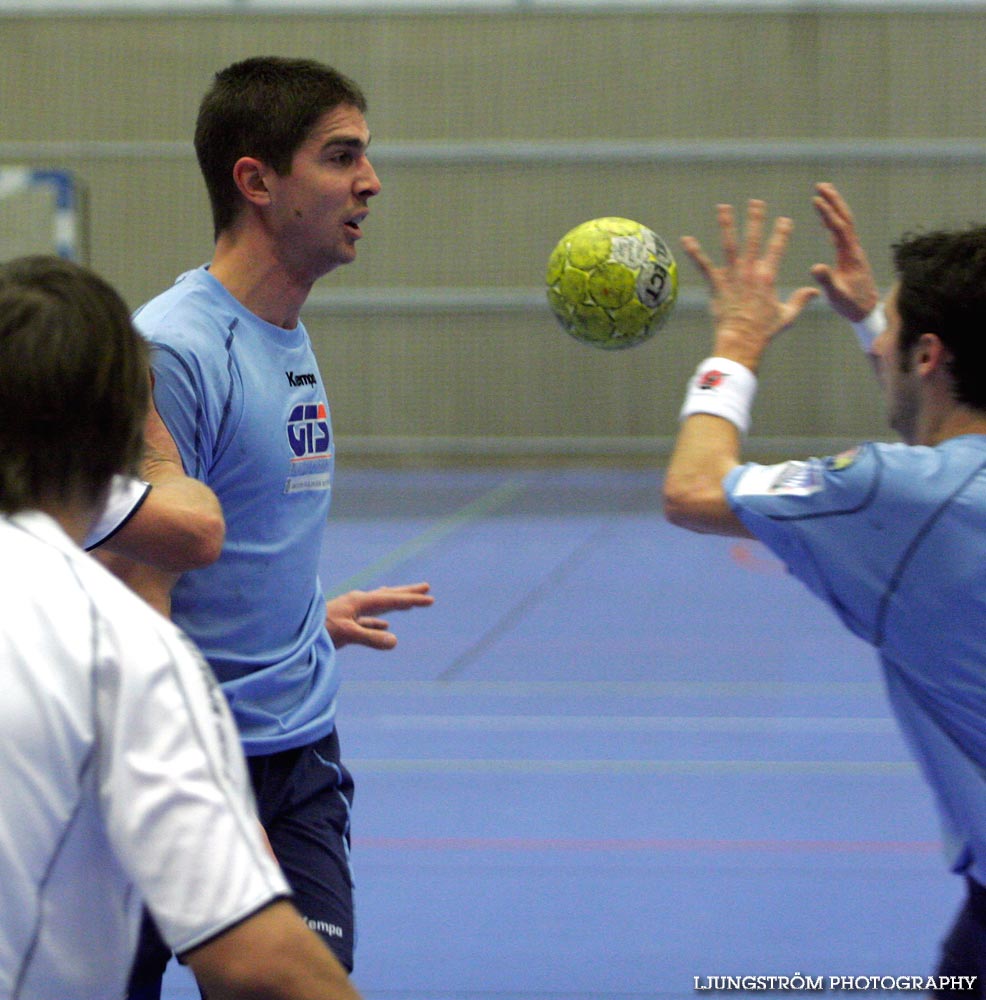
[893,224,986,410]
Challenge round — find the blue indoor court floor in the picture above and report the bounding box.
[163,466,961,999]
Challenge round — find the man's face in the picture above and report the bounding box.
[264,103,381,281]
[874,283,921,443]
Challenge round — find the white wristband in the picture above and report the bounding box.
[850,303,885,352]
[679,357,758,435]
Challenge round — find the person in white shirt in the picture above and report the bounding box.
[0,254,361,1000]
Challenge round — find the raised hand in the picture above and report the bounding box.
[810,182,881,321]
[681,199,818,372]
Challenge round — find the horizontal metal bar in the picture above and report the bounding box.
[3,138,986,165]
[305,285,848,316]
[336,434,866,458]
[304,286,748,315]
[1,1,984,15]
[375,138,986,166]
[306,286,554,314]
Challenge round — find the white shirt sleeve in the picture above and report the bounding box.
[94,586,290,954]
[85,475,151,550]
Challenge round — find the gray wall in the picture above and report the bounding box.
[3,7,986,459]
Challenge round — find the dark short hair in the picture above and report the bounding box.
[0,255,149,515]
[194,55,368,239]
[893,225,986,410]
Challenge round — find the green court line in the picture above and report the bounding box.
[327,477,526,596]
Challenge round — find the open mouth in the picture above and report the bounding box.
[345,214,367,236]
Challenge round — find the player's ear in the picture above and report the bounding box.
[914,332,948,376]
[231,157,272,207]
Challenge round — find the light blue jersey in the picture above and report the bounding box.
[725,436,986,885]
[133,267,338,755]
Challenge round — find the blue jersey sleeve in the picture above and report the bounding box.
[724,444,894,644]
[140,331,236,483]
[133,269,241,485]
[148,339,224,482]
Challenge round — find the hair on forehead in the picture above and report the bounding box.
[195,55,369,239]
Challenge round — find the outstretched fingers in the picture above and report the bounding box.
[763,214,795,276]
[767,214,820,322]
[718,202,740,264]
[784,284,821,321]
[813,182,855,234]
[812,182,865,265]
[680,234,716,285]
[741,200,767,262]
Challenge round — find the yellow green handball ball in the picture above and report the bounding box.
[545,217,678,349]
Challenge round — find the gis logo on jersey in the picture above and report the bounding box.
[287,402,331,461]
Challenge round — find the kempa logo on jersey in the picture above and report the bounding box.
[305,917,344,939]
[286,370,317,387]
[287,402,331,460]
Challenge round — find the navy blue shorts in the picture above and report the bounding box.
[126,728,356,1000]
[934,877,986,996]
[247,727,356,969]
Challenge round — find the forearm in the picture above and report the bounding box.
[140,468,224,569]
[91,550,176,617]
[663,355,752,536]
[185,901,362,1000]
[100,399,225,570]
[663,413,750,537]
[98,477,223,570]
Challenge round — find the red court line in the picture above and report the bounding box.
[354,835,940,854]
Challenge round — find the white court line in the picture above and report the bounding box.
[345,679,886,696]
[347,758,917,775]
[347,714,896,733]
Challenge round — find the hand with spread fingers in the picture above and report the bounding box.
[666,188,986,980]
[810,181,881,322]
[680,199,819,374]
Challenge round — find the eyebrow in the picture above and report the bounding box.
[321,134,371,153]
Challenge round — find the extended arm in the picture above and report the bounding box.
[101,400,224,572]
[184,900,362,1000]
[663,410,750,537]
[92,398,224,616]
[663,200,818,536]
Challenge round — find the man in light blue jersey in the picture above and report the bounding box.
[125,56,434,999]
[663,191,986,988]
[0,254,361,1000]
